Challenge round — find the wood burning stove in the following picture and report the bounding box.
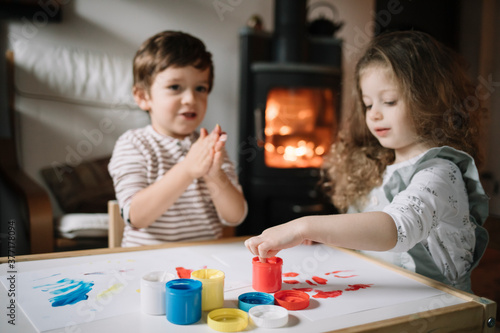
[236,0,342,236]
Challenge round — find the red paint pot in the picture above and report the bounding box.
[252,256,283,293]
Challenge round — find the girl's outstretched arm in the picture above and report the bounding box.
[245,212,398,260]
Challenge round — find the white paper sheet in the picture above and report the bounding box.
[0,242,444,332]
[271,245,445,322]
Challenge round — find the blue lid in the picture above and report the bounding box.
[238,292,275,312]
[166,279,202,295]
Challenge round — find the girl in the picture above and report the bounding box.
[245,30,489,293]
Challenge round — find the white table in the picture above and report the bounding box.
[0,237,496,332]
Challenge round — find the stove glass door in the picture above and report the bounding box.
[263,87,336,168]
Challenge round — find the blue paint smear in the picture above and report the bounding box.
[33,273,62,281]
[34,278,94,307]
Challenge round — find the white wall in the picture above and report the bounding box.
[4,0,375,164]
[5,0,274,164]
[6,1,499,217]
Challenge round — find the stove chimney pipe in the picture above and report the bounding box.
[273,0,308,63]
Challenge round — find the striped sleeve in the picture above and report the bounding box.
[108,131,150,226]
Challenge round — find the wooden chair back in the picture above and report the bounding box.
[108,200,124,248]
[107,200,236,248]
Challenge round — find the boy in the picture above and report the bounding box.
[109,31,247,247]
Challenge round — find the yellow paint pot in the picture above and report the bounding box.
[191,269,225,311]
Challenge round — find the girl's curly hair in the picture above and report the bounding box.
[323,30,487,212]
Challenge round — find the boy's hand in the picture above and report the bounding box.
[183,124,226,180]
[206,125,227,179]
[183,128,217,179]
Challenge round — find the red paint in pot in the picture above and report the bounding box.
[252,257,283,293]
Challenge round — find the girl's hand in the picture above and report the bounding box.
[301,239,316,246]
[244,219,306,260]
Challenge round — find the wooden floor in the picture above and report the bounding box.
[471,215,500,328]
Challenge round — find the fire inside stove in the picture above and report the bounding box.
[263,87,336,168]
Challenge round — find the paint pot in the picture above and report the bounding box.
[165,279,202,325]
[252,256,283,293]
[191,269,225,311]
[140,271,174,315]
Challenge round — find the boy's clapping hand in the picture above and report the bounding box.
[207,124,227,179]
[184,124,227,179]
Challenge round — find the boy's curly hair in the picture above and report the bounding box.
[323,30,487,212]
[133,30,214,93]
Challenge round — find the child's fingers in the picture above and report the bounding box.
[210,124,221,136]
[195,128,217,151]
[212,133,227,153]
[213,150,223,169]
[244,237,259,256]
[245,236,273,260]
[214,140,225,152]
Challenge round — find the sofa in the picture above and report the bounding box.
[2,39,149,253]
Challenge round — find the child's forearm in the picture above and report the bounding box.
[204,170,247,225]
[299,212,397,251]
[245,212,397,259]
[129,161,194,229]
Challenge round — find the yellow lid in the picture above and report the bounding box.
[191,268,225,281]
[207,308,248,332]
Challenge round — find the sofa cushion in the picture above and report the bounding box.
[40,156,115,214]
[10,39,150,217]
[12,39,137,107]
[57,213,109,239]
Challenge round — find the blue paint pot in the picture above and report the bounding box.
[238,292,275,312]
[165,279,202,325]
